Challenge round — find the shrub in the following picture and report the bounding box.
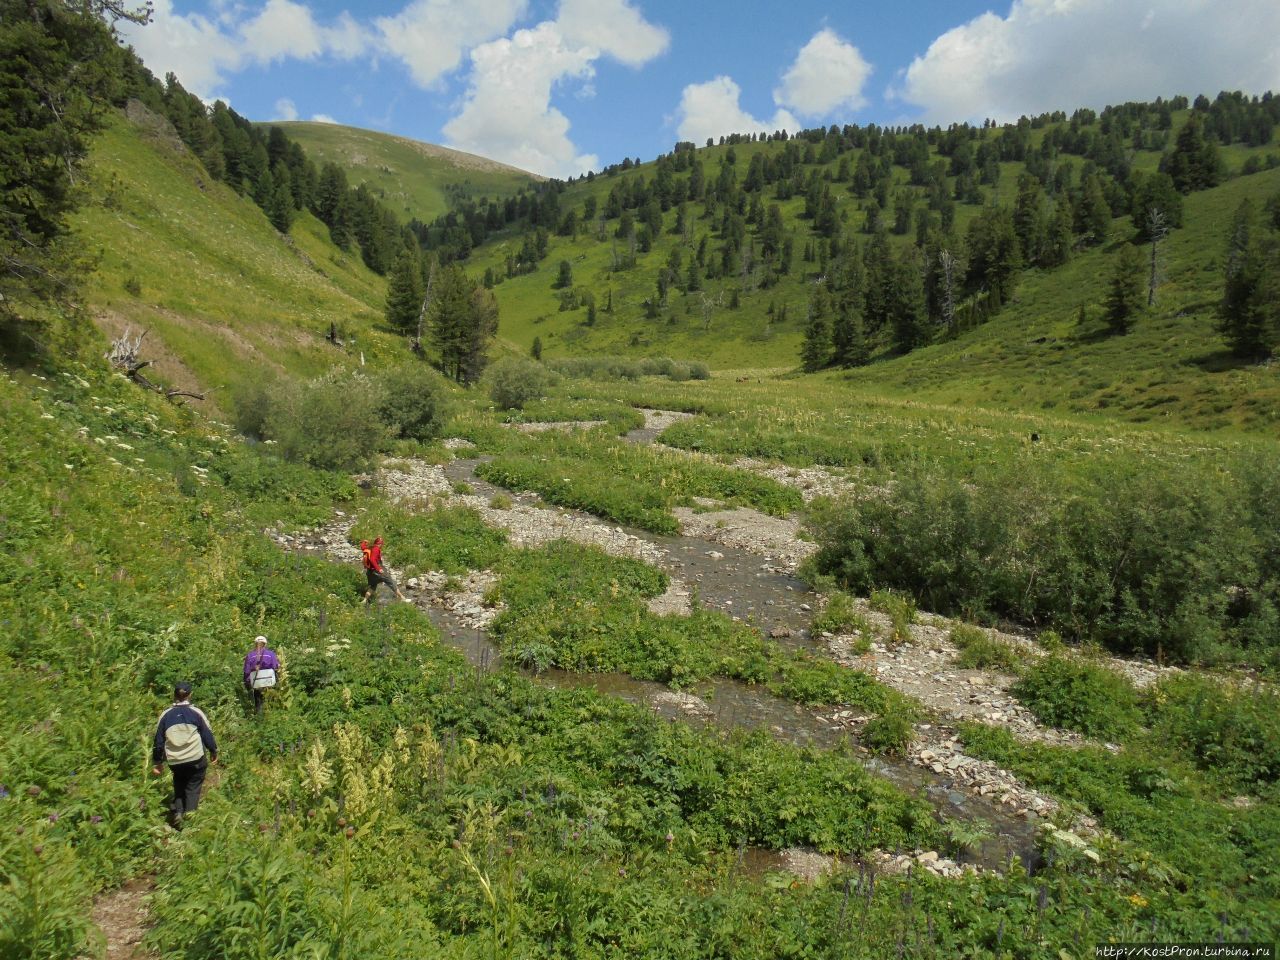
[484,356,556,410]
[951,625,1024,673]
[812,591,869,637]
[545,355,713,382]
[806,456,1279,664]
[1145,674,1280,789]
[231,373,276,439]
[863,693,920,756]
[263,370,391,471]
[870,588,916,644]
[1012,656,1141,741]
[375,363,450,441]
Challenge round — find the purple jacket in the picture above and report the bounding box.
[243,648,280,686]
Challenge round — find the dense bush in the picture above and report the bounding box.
[484,356,557,410]
[1145,674,1280,789]
[233,365,451,468]
[546,355,710,381]
[262,370,390,470]
[376,363,451,441]
[1011,656,1142,741]
[862,692,921,756]
[806,456,1280,664]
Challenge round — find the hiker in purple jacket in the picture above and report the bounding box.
[242,635,280,717]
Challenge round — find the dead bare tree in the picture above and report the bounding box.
[939,248,958,330]
[411,261,437,355]
[1146,208,1169,307]
[105,327,204,401]
[699,290,724,332]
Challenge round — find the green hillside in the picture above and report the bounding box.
[442,106,1280,430]
[840,165,1280,431]
[270,121,539,224]
[72,110,401,410]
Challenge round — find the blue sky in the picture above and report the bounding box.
[120,0,1280,178]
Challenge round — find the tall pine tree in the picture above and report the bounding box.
[801,287,833,372]
[385,246,424,336]
[1218,199,1279,358]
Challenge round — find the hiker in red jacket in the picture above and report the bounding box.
[360,536,409,604]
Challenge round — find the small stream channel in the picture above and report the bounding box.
[425,435,1042,872]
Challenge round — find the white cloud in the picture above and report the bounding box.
[556,0,669,66]
[274,97,299,120]
[120,0,516,99]
[896,0,1280,124]
[774,28,871,117]
[239,0,327,62]
[675,76,798,145]
[121,0,371,99]
[311,114,338,124]
[374,0,527,88]
[122,0,671,177]
[442,0,669,177]
[443,22,598,177]
[118,0,243,97]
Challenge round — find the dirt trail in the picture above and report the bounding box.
[85,877,156,960]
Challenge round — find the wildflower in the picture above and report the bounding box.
[33,845,43,856]
[48,812,59,823]
[0,785,8,799]
[665,831,674,844]
[26,785,41,798]
[90,815,103,824]
[344,826,355,839]
[1128,893,1148,908]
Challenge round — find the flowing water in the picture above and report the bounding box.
[425,448,1041,870]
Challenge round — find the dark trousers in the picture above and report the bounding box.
[169,758,208,824]
[251,687,264,716]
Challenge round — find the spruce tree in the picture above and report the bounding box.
[385,246,424,335]
[1076,172,1111,246]
[801,287,833,372]
[1161,113,1222,193]
[429,265,497,383]
[1,0,133,337]
[1043,195,1074,268]
[1218,200,1278,358]
[889,248,928,353]
[531,336,542,360]
[1105,244,1145,335]
[267,165,295,233]
[555,259,573,289]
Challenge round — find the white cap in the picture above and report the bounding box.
[254,635,268,644]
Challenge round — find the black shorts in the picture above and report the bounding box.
[366,568,396,590]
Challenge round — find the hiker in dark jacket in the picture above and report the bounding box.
[360,536,409,604]
[151,681,217,828]
[242,635,280,717]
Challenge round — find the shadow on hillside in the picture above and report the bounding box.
[1070,324,1120,345]
[1186,348,1270,372]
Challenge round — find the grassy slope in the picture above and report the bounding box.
[74,113,405,410]
[462,121,1278,428]
[270,121,538,223]
[841,165,1280,432]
